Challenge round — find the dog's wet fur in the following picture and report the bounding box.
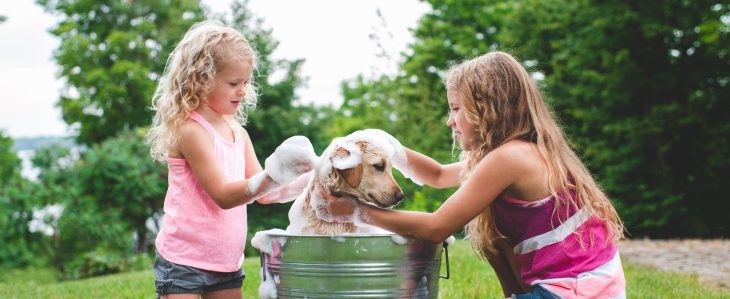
[288,140,404,234]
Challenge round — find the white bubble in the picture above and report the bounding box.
[390,234,409,245]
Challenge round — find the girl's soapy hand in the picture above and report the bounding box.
[361,129,406,165]
[312,182,360,223]
[264,136,318,185]
[361,129,421,185]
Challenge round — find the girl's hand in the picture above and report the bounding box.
[265,136,318,185]
[312,182,360,223]
[362,129,422,185]
[362,129,406,167]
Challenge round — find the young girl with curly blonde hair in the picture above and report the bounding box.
[147,20,315,299]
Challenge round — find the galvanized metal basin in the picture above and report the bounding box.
[259,232,450,298]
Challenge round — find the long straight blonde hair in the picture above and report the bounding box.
[446,52,624,256]
[147,20,258,161]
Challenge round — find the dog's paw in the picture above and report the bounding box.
[265,136,318,185]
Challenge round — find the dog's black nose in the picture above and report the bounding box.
[394,190,404,201]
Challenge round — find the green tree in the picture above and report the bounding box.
[37,0,205,145]
[70,130,166,254]
[333,1,516,212]
[0,132,46,268]
[343,0,730,237]
[342,0,729,238]
[32,131,166,277]
[0,178,48,268]
[501,0,730,237]
[0,130,21,185]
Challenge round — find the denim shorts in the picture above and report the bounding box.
[511,285,558,299]
[153,252,245,296]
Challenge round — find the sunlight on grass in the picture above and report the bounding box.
[1,241,727,298]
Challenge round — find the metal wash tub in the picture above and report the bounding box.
[259,232,450,298]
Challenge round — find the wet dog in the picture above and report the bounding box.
[287,131,405,234]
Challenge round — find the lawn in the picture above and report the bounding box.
[1,241,727,298]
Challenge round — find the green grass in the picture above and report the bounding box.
[1,241,728,298]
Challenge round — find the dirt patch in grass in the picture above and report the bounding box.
[620,239,730,290]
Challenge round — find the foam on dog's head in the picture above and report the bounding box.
[330,142,362,170]
[315,130,405,208]
[317,130,394,174]
[344,130,396,158]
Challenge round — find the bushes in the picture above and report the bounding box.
[64,250,124,280]
[63,249,154,280]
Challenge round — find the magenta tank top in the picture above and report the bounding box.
[493,193,626,298]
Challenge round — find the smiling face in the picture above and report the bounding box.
[446,88,478,150]
[204,57,253,116]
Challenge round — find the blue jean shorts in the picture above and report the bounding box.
[512,285,558,299]
[153,252,245,296]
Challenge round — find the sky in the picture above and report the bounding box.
[0,0,430,138]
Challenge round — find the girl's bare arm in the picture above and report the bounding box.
[403,148,462,189]
[179,122,293,209]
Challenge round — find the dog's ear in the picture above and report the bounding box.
[338,163,363,188]
[331,146,363,188]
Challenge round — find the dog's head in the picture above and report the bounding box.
[318,136,404,208]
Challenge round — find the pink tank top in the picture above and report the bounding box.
[155,111,248,272]
[493,193,625,298]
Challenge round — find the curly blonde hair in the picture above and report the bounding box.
[147,20,258,161]
[446,52,624,257]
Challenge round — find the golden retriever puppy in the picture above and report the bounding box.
[287,131,405,234]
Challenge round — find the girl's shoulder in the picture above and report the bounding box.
[180,118,208,137]
[473,140,537,176]
[488,139,550,200]
[177,118,215,148]
[489,139,540,163]
[239,126,251,138]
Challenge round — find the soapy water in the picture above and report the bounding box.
[308,183,360,225]
[330,235,347,243]
[246,172,268,196]
[353,129,423,186]
[264,136,318,185]
[253,228,288,299]
[249,171,312,205]
[329,141,362,170]
[251,228,288,255]
[258,267,278,299]
[390,234,408,245]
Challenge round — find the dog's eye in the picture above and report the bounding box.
[373,163,385,172]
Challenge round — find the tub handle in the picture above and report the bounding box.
[260,251,267,281]
[440,241,450,279]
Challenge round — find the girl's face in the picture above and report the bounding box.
[204,57,253,116]
[446,88,478,150]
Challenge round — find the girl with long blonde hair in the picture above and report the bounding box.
[321,51,626,298]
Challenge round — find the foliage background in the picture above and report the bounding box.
[0,0,727,282]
